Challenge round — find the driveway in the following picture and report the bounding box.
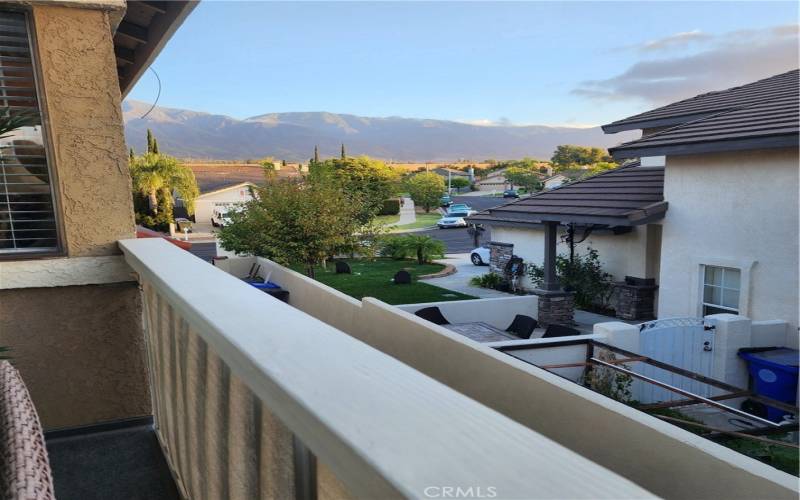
[423,253,511,299]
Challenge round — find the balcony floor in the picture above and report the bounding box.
[45,418,179,500]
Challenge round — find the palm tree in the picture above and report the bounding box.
[0,109,38,139]
[398,235,445,265]
[129,152,199,215]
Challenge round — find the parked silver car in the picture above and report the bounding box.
[437,211,470,229]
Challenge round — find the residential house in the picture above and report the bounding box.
[543,172,569,189]
[177,163,299,223]
[470,69,798,340]
[0,3,796,499]
[474,168,510,191]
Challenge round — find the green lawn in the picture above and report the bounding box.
[375,213,401,226]
[295,258,476,305]
[389,212,441,232]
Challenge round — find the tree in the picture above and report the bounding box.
[217,178,364,278]
[146,129,156,154]
[504,167,543,192]
[551,145,610,168]
[309,156,399,223]
[129,147,135,162]
[313,145,319,164]
[129,152,199,222]
[449,177,470,190]
[406,172,445,212]
[396,235,445,265]
[341,143,346,159]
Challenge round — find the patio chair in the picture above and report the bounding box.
[335,261,351,274]
[393,270,412,285]
[414,306,450,325]
[542,324,581,338]
[505,314,537,339]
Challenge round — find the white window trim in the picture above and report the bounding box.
[691,258,755,318]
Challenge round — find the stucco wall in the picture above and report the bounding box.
[491,225,659,288]
[0,282,150,430]
[658,149,799,334]
[32,4,135,257]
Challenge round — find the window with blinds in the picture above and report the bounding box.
[0,10,60,255]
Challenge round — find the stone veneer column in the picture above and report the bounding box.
[614,278,658,321]
[533,290,576,326]
[489,241,513,274]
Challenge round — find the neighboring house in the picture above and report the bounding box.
[542,173,569,189]
[606,69,799,337]
[176,163,299,221]
[431,166,473,183]
[474,168,510,191]
[470,69,799,337]
[470,160,664,295]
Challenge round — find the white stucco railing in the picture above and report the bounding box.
[119,238,653,500]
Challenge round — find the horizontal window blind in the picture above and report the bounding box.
[0,10,59,254]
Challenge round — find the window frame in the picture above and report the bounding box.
[701,265,741,315]
[0,8,66,260]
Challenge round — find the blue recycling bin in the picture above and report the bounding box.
[738,348,799,422]
[247,281,280,290]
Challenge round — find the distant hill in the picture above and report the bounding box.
[122,100,637,161]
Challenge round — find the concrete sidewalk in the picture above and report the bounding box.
[423,253,510,298]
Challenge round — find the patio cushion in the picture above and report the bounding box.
[0,361,55,500]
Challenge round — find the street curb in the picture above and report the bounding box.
[418,262,457,280]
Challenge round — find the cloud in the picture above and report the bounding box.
[575,24,799,105]
[640,30,712,51]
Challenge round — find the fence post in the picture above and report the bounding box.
[594,322,640,353]
[704,314,752,395]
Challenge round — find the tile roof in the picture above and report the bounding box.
[610,89,799,158]
[602,69,799,133]
[187,164,299,194]
[467,161,668,227]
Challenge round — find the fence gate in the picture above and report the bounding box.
[633,318,715,404]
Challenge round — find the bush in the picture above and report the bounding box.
[380,235,444,264]
[380,236,407,259]
[526,247,613,309]
[379,198,401,215]
[470,272,503,289]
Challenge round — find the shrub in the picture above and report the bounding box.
[380,236,407,260]
[380,235,444,264]
[470,272,503,289]
[379,198,401,215]
[526,247,613,309]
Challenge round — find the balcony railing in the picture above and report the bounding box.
[119,238,652,499]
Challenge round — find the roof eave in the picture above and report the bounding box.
[610,134,800,159]
[601,113,716,134]
[477,206,666,227]
[118,1,198,97]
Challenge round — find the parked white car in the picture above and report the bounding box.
[470,245,490,265]
[437,210,471,229]
[211,207,232,227]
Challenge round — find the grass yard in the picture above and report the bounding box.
[295,258,476,305]
[389,212,441,232]
[375,213,401,226]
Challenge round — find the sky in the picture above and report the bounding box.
[127,1,800,127]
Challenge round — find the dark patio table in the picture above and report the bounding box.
[443,322,518,343]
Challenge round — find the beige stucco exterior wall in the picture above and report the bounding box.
[0,3,151,429]
[32,3,135,257]
[491,224,660,287]
[658,149,799,336]
[0,283,150,429]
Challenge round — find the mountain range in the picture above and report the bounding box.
[122,100,637,162]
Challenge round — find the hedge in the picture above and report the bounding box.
[379,198,401,215]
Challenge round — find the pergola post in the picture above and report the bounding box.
[533,221,575,326]
[542,221,560,291]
